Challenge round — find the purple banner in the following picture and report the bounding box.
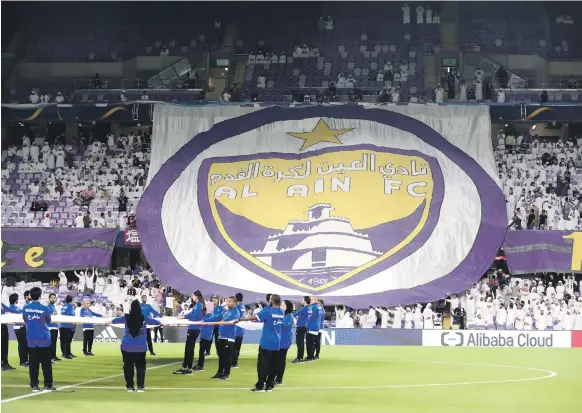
[503,230,581,274]
[1,228,118,272]
[124,228,141,246]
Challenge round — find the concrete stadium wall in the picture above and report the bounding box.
[17,56,184,79]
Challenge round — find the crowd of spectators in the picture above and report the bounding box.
[496,131,582,230]
[2,130,150,227]
[1,266,177,324]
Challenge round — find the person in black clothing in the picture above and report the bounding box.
[12,292,30,367]
[452,304,466,329]
[539,210,548,229]
[118,191,128,212]
[447,70,456,99]
[93,73,102,89]
[509,210,522,230]
[540,90,549,102]
[526,208,536,230]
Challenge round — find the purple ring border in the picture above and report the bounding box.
[136,106,507,307]
[197,144,445,293]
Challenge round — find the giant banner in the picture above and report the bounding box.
[503,230,582,274]
[1,228,118,272]
[138,104,506,306]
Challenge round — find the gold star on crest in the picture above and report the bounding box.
[288,119,354,151]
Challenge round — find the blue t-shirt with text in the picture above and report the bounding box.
[256,306,285,351]
[22,301,52,347]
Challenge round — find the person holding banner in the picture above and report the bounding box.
[207,294,224,356]
[9,293,29,367]
[47,293,61,362]
[274,300,295,386]
[140,295,161,356]
[240,294,285,392]
[81,298,102,356]
[59,295,76,359]
[232,292,246,368]
[108,299,161,392]
[206,296,240,380]
[173,291,205,375]
[193,311,217,371]
[1,303,16,371]
[315,300,325,360]
[291,296,312,363]
[305,296,320,362]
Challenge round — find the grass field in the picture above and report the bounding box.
[1,342,581,413]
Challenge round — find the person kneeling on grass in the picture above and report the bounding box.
[107,299,161,392]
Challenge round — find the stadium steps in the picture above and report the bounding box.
[233,55,249,88]
[221,24,238,51]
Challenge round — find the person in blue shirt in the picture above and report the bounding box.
[140,295,161,356]
[291,296,312,363]
[305,295,320,362]
[231,292,246,368]
[204,296,240,380]
[173,290,206,375]
[240,294,285,392]
[1,303,16,371]
[315,299,325,360]
[9,293,29,366]
[193,311,217,371]
[47,293,61,362]
[22,287,54,392]
[59,295,75,359]
[80,298,102,356]
[275,300,295,386]
[109,299,161,392]
[207,294,224,356]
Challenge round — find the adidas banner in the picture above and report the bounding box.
[138,104,505,307]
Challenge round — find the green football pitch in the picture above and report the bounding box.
[1,342,581,413]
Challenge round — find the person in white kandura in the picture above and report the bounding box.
[523,311,533,330]
[506,303,516,329]
[404,308,413,329]
[413,304,422,329]
[422,303,434,329]
[416,4,424,24]
[362,308,377,328]
[58,271,68,293]
[402,3,410,24]
[387,306,404,329]
[496,303,507,329]
[374,307,389,329]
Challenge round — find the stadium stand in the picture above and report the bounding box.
[1,1,582,332]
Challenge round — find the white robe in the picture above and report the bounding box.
[47,153,55,170]
[422,307,434,329]
[404,311,413,329]
[475,81,483,101]
[413,308,422,329]
[95,277,105,294]
[402,5,410,24]
[390,308,403,329]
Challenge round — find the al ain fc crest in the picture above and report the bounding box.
[198,119,444,292]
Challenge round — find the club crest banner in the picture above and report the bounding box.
[138,104,506,307]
